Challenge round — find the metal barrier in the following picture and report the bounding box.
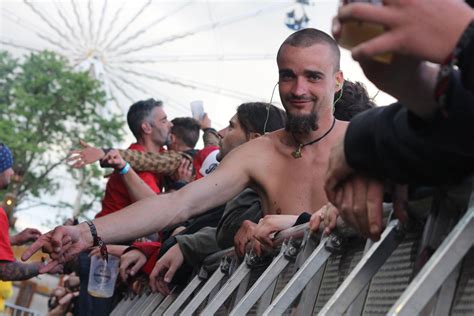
[111,183,474,315]
[4,302,41,316]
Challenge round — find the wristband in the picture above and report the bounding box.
[119,162,130,175]
[435,20,474,116]
[85,220,108,262]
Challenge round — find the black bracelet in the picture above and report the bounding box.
[85,220,108,262]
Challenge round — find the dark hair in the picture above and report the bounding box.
[127,99,163,139]
[277,28,341,71]
[171,117,201,148]
[236,102,286,135]
[334,80,376,121]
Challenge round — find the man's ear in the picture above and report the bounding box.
[335,70,344,92]
[141,121,152,135]
[248,132,262,140]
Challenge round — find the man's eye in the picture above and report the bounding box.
[279,73,293,81]
[308,74,321,81]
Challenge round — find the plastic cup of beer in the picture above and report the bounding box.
[87,255,120,298]
[338,0,393,63]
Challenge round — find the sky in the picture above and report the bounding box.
[1,0,396,232]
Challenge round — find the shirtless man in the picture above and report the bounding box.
[22,28,348,270]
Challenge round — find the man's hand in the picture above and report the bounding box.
[253,215,298,255]
[22,223,92,273]
[199,113,212,130]
[67,140,105,168]
[309,203,339,235]
[170,159,193,183]
[119,249,146,282]
[334,0,474,63]
[149,244,184,295]
[234,220,258,258]
[332,174,385,241]
[101,149,126,170]
[10,228,42,246]
[325,136,355,203]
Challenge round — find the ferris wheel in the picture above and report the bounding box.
[1,0,315,127]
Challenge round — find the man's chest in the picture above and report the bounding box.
[253,154,329,215]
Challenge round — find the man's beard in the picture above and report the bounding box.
[285,112,318,134]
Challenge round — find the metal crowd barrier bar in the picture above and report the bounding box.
[4,302,41,316]
[319,219,403,315]
[109,184,474,315]
[389,189,474,315]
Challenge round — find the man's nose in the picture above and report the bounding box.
[218,127,227,139]
[291,77,308,96]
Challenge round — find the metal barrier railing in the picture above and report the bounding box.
[110,184,474,316]
[4,302,42,316]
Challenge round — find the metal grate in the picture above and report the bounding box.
[362,231,421,315]
[451,247,474,315]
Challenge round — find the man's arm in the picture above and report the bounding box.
[23,144,256,269]
[0,261,40,281]
[118,149,182,175]
[102,149,157,202]
[93,149,251,243]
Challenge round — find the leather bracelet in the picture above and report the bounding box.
[85,220,108,262]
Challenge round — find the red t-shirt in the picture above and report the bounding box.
[95,143,162,218]
[193,146,220,179]
[0,207,14,262]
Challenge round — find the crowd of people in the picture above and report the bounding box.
[1,0,473,314]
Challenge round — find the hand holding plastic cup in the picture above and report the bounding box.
[87,255,120,298]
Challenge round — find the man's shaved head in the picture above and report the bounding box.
[277,28,341,71]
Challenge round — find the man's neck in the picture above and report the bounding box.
[291,111,335,145]
[174,144,193,152]
[139,138,162,153]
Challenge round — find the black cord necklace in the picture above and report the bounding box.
[291,117,336,159]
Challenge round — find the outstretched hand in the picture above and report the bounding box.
[10,228,42,246]
[67,140,105,168]
[22,224,91,273]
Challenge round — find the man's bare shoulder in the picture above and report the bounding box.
[219,129,285,164]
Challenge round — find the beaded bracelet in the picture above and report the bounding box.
[85,220,108,262]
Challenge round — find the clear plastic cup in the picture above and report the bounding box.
[87,255,120,298]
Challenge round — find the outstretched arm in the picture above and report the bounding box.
[23,146,254,269]
[0,261,40,281]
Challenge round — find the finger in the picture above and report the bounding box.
[130,258,145,277]
[164,263,177,283]
[39,260,61,274]
[352,31,401,61]
[119,260,130,281]
[71,161,85,169]
[337,2,394,27]
[22,237,47,261]
[336,185,358,234]
[332,16,342,41]
[253,240,263,257]
[351,176,370,236]
[79,140,90,148]
[157,278,170,296]
[366,180,384,241]
[309,211,322,233]
[393,185,409,223]
[325,205,339,235]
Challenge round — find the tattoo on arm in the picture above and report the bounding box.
[0,260,40,281]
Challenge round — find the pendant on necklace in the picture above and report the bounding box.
[292,144,303,159]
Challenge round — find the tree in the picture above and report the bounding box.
[0,50,125,224]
